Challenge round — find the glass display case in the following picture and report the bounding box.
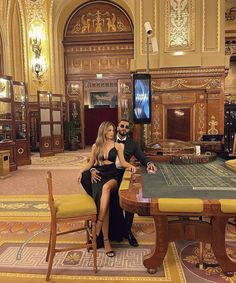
[38,91,54,157]
[51,94,64,153]
[0,75,17,171]
[13,81,31,165]
[38,91,64,157]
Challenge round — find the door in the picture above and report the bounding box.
[84,107,118,145]
[166,108,191,141]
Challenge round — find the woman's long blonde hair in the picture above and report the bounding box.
[94,121,115,165]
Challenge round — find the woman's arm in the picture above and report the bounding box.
[81,144,96,173]
[116,143,136,173]
[77,144,96,182]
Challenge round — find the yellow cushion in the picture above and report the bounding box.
[158,198,203,213]
[119,180,130,191]
[220,199,236,213]
[54,194,97,218]
[225,160,236,172]
[123,170,131,179]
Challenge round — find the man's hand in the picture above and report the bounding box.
[91,169,101,183]
[77,172,82,183]
[129,165,137,174]
[147,163,157,174]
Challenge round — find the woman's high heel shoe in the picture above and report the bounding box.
[104,239,115,257]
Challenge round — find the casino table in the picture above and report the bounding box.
[119,159,236,274]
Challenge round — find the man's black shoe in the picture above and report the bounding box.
[126,230,139,247]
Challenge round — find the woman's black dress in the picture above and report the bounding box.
[92,146,125,243]
[92,147,118,207]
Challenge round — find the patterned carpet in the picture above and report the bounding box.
[28,151,88,169]
[0,215,185,283]
[1,152,236,282]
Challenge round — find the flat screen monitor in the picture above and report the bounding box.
[133,73,151,124]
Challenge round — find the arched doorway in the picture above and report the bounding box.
[63,0,134,147]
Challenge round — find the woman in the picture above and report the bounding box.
[77,121,136,257]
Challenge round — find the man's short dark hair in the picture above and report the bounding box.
[119,118,129,124]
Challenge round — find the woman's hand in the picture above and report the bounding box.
[91,169,101,183]
[129,165,136,173]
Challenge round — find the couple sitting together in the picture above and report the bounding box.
[77,119,157,257]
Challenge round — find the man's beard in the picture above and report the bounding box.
[118,130,127,137]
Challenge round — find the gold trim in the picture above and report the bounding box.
[202,0,220,52]
[152,78,221,91]
[140,0,143,55]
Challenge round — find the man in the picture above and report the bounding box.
[82,119,157,247]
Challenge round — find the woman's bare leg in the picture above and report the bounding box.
[96,180,117,237]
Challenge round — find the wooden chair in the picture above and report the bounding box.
[46,171,97,281]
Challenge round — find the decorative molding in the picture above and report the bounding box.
[152,78,221,91]
[202,0,220,52]
[70,10,127,34]
[224,93,236,103]
[197,103,205,137]
[152,102,162,141]
[71,57,130,73]
[208,115,218,134]
[225,43,236,55]
[165,0,195,51]
[24,0,49,93]
[67,82,81,98]
[65,44,134,53]
[66,2,132,36]
[120,82,131,94]
[151,67,225,76]
[25,0,45,22]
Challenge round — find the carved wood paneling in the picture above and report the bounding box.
[64,1,134,147]
[118,79,132,121]
[149,67,225,142]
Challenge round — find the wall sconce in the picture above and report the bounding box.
[29,20,46,78]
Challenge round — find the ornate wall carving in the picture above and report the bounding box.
[65,1,132,35]
[165,0,195,51]
[150,67,225,142]
[64,0,134,147]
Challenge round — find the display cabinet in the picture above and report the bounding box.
[0,75,17,171]
[38,91,54,157]
[38,91,64,157]
[13,81,31,165]
[51,94,64,153]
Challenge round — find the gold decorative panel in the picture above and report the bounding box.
[165,0,195,51]
[202,0,220,51]
[65,1,132,35]
[67,55,131,74]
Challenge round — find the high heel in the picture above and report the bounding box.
[104,238,115,257]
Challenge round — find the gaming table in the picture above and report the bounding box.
[119,160,236,274]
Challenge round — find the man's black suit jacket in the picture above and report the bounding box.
[122,136,150,166]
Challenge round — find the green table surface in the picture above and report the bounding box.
[141,159,236,199]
